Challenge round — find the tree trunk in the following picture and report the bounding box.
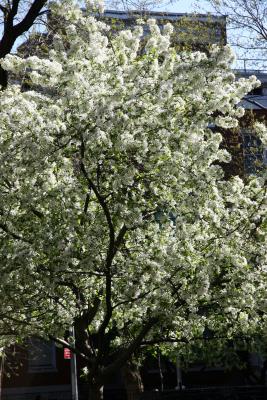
[0,65,8,90]
[88,381,104,400]
[122,360,144,400]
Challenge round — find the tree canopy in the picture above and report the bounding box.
[0,1,267,398]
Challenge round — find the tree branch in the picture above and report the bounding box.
[0,222,32,243]
[13,0,47,37]
[5,0,20,29]
[102,316,158,378]
[79,140,116,340]
[48,335,88,360]
[0,4,8,16]
[0,0,47,88]
[57,280,86,309]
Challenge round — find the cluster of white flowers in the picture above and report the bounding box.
[0,0,266,366]
[254,121,267,146]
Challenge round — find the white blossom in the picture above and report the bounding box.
[0,2,266,374]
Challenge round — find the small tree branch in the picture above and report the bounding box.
[5,0,20,29]
[0,222,32,243]
[0,4,8,16]
[57,280,86,309]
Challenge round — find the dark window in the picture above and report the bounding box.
[28,338,57,373]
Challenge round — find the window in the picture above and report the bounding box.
[242,130,265,174]
[28,338,57,373]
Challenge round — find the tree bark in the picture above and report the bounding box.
[0,65,7,89]
[0,31,15,89]
[88,382,103,400]
[122,360,144,400]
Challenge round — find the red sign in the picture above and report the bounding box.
[64,348,72,359]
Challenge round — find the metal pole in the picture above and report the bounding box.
[70,327,78,400]
[176,356,182,390]
[0,351,4,400]
[158,352,164,392]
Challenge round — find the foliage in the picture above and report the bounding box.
[0,0,267,392]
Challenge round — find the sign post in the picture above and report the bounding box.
[69,327,78,400]
[175,356,183,391]
[0,353,4,400]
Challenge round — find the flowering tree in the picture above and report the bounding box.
[0,1,267,398]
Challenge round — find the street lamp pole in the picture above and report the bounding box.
[176,356,183,391]
[70,327,78,400]
[0,352,4,400]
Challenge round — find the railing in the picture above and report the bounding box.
[235,58,267,74]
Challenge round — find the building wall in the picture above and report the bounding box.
[2,342,71,400]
